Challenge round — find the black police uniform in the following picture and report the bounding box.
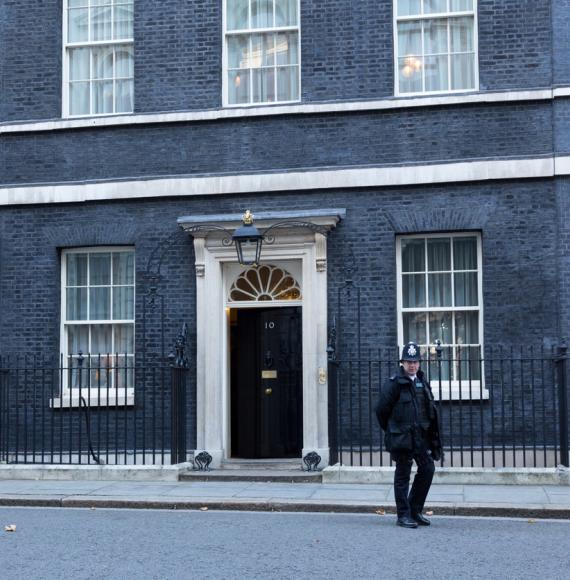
[375,349,442,527]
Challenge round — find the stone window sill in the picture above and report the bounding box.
[50,389,135,409]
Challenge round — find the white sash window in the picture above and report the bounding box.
[64,0,134,117]
[224,0,300,106]
[60,247,135,404]
[397,233,484,394]
[394,0,478,95]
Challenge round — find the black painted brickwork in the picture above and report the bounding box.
[0,1,558,122]
[0,102,552,186]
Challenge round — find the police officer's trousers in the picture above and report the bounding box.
[393,450,435,519]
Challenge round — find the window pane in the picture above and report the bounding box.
[90,287,111,319]
[92,80,114,114]
[424,18,448,54]
[91,6,113,41]
[424,0,448,14]
[70,48,90,81]
[115,46,133,77]
[275,0,297,26]
[67,288,88,320]
[454,272,478,306]
[251,33,274,67]
[113,252,135,284]
[399,57,423,93]
[426,349,451,381]
[67,253,88,286]
[429,311,452,344]
[276,32,298,65]
[113,2,133,39]
[68,8,89,42]
[90,362,111,389]
[450,16,474,52]
[397,0,421,16]
[68,325,89,354]
[70,82,90,115]
[403,274,426,308]
[401,238,425,272]
[428,273,452,306]
[251,0,273,28]
[276,66,298,101]
[228,35,249,68]
[113,287,134,319]
[252,68,275,103]
[427,238,451,271]
[398,20,422,57]
[425,55,449,91]
[227,0,250,30]
[70,359,90,389]
[450,0,473,11]
[115,325,134,354]
[403,312,427,344]
[458,346,481,380]
[115,79,133,113]
[91,324,113,353]
[90,253,111,285]
[450,53,475,90]
[93,47,114,80]
[455,311,479,344]
[69,0,88,7]
[453,237,477,269]
[228,69,250,104]
[115,356,134,388]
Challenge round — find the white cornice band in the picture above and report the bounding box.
[0,156,565,206]
[0,88,559,134]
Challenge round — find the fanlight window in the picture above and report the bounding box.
[229,265,301,302]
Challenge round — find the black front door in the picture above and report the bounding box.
[230,307,302,459]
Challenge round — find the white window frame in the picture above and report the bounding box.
[54,246,135,408]
[222,0,302,107]
[393,0,479,97]
[396,232,487,400]
[62,0,134,118]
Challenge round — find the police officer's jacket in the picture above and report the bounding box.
[375,366,442,455]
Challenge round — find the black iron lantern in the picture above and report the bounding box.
[232,210,263,266]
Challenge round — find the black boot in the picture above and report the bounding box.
[412,512,431,526]
[396,516,418,529]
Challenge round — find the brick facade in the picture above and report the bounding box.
[1,1,569,462]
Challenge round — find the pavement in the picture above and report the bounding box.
[1,478,569,519]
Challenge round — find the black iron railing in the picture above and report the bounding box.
[0,342,190,466]
[328,344,570,469]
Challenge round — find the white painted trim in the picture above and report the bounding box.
[0,87,555,134]
[0,156,556,206]
[50,390,135,409]
[187,221,337,466]
[553,87,570,98]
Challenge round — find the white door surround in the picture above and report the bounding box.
[178,209,345,468]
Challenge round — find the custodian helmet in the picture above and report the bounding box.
[401,342,421,362]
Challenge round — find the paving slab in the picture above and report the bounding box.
[463,485,549,504]
[0,479,568,518]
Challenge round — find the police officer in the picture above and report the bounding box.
[375,342,442,528]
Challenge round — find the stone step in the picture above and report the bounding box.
[179,468,322,483]
[220,459,302,471]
